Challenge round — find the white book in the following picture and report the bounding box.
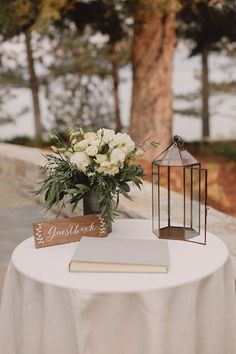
[69,238,169,273]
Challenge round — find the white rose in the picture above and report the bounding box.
[86,145,98,157]
[90,139,101,147]
[75,139,89,151]
[110,148,126,164]
[97,161,119,176]
[97,128,115,144]
[70,152,90,172]
[96,154,107,164]
[84,132,97,141]
[109,133,135,155]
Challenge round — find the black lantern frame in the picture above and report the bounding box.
[152,136,207,245]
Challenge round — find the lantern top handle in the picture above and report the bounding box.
[173,135,184,149]
[152,135,200,166]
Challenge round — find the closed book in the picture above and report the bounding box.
[69,238,169,273]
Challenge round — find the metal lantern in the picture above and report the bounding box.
[152,135,207,244]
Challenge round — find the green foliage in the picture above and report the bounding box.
[0,88,16,125]
[0,0,134,134]
[174,90,202,120]
[175,91,200,101]
[0,0,39,38]
[210,81,236,94]
[35,153,90,213]
[46,74,115,131]
[0,84,29,125]
[185,140,236,160]
[174,107,200,117]
[3,136,50,147]
[69,1,125,44]
[88,163,144,221]
[35,153,144,220]
[177,0,236,56]
[44,27,116,130]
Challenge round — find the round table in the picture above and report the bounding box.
[0,219,236,354]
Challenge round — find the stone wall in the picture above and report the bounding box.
[0,143,45,202]
[0,143,83,215]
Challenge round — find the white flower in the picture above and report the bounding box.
[97,128,115,144]
[110,148,126,165]
[109,133,135,155]
[90,139,101,147]
[86,145,98,157]
[97,161,119,176]
[96,154,107,164]
[75,139,89,151]
[70,152,90,172]
[84,132,97,141]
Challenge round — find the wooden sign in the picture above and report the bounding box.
[33,214,108,248]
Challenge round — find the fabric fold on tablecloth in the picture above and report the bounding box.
[0,258,236,354]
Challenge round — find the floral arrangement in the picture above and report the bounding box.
[35,127,154,222]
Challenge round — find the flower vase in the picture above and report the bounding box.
[83,190,112,233]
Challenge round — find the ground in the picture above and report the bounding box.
[138,153,236,218]
[197,154,236,217]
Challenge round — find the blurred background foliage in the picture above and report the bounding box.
[0,0,236,216]
[0,0,235,146]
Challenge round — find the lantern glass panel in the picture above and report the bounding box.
[200,168,207,243]
[152,163,159,234]
[184,167,207,244]
[159,166,169,231]
[192,168,201,234]
[184,167,192,231]
[169,166,184,230]
[184,167,200,239]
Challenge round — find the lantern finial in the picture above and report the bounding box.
[173,135,184,149]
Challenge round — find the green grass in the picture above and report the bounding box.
[2,136,236,161]
[185,140,236,160]
[2,132,70,148]
[2,136,50,148]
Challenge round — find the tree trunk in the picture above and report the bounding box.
[130,4,176,160]
[201,47,210,138]
[111,46,122,133]
[25,31,42,140]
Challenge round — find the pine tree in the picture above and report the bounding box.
[178,0,236,138]
[0,0,43,139]
[130,1,176,158]
[43,26,116,131]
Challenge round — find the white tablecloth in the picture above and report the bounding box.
[0,219,236,354]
